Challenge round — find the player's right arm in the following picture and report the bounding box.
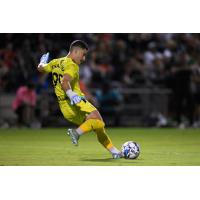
[37,52,52,73]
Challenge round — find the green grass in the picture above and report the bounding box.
[0,128,200,166]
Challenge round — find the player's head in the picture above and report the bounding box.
[69,40,88,65]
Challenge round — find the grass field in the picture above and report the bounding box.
[0,128,200,166]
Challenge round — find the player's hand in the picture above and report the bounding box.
[39,52,49,65]
[66,90,82,105]
[70,93,82,105]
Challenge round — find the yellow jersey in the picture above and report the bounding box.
[43,57,84,99]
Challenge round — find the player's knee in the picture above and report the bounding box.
[86,110,103,121]
[92,118,105,130]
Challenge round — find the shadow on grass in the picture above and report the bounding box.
[80,158,141,163]
[80,158,114,162]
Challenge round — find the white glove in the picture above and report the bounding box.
[66,90,82,105]
[39,52,49,65]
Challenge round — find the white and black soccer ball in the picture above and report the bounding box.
[121,141,140,159]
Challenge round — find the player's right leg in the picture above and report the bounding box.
[75,109,122,158]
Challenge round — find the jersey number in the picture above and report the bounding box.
[52,72,63,86]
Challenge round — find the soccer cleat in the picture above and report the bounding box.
[112,152,123,159]
[67,129,80,146]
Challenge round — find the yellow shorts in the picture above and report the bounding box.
[58,98,97,125]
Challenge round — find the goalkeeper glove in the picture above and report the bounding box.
[39,52,50,65]
[66,90,82,105]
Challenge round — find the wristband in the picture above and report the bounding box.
[66,89,75,98]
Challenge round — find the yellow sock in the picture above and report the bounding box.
[95,127,113,149]
[78,119,105,133]
[95,128,120,154]
[78,119,119,154]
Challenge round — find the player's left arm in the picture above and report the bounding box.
[61,73,73,91]
[61,73,82,105]
[61,61,83,105]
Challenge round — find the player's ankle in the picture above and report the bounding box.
[108,146,120,155]
[76,128,84,135]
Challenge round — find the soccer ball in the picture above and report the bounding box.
[121,141,140,159]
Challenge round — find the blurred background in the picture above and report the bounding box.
[0,33,200,128]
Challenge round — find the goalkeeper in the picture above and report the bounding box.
[37,40,122,159]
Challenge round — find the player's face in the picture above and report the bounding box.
[74,48,87,65]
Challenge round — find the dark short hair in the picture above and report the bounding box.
[69,40,89,51]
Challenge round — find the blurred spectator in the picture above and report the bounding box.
[122,58,146,87]
[95,82,123,126]
[32,72,50,94]
[0,42,16,69]
[112,39,127,81]
[191,58,200,127]
[169,52,195,127]
[12,82,37,127]
[80,63,93,86]
[79,80,98,107]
